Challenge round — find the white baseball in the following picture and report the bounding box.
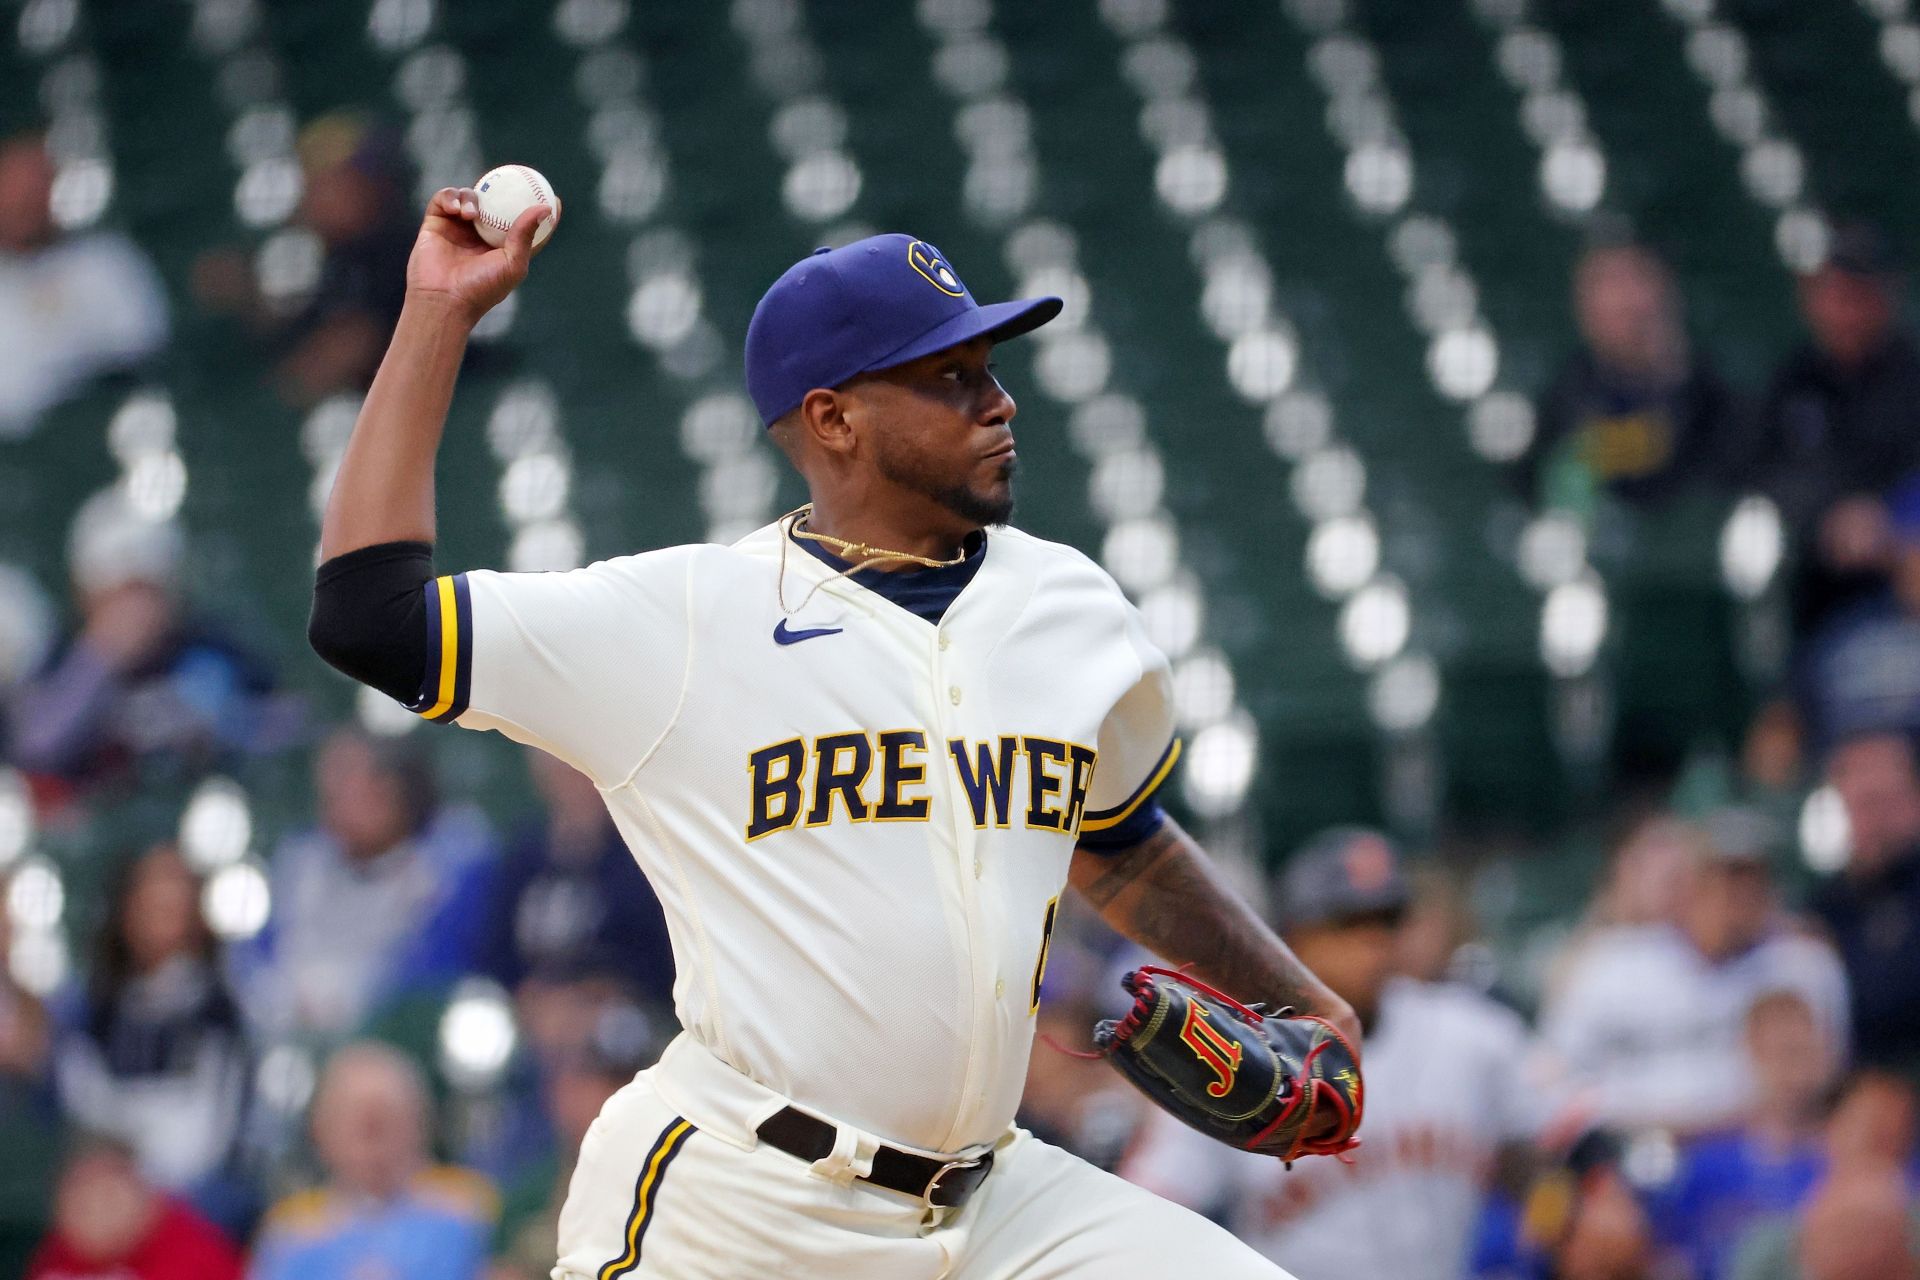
[472,164,560,249]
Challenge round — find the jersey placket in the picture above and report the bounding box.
[922,607,1010,1152]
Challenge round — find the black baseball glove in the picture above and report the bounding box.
[1092,966,1364,1164]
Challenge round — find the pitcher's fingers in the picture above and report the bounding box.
[502,204,552,267]
[428,187,482,220]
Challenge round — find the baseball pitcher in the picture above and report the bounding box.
[309,191,1362,1278]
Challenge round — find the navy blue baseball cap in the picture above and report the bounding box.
[1276,827,1411,929]
[745,233,1062,425]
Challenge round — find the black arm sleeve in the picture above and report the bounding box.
[308,541,434,704]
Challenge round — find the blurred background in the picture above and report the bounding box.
[1,0,1918,1276]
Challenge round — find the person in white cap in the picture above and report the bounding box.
[8,490,288,793]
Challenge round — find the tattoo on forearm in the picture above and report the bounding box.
[1076,823,1181,910]
[1139,851,1316,1012]
[1076,819,1327,1015]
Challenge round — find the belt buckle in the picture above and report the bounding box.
[922,1155,986,1211]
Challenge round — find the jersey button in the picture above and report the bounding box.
[938,633,951,651]
[973,858,982,879]
[995,979,1006,998]
[948,686,962,705]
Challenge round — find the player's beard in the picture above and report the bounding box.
[877,445,1016,529]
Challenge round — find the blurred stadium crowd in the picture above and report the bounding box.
[2,0,1920,1277]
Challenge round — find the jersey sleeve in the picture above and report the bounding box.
[1077,594,1181,848]
[407,547,696,786]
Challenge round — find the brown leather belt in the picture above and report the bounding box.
[754,1106,995,1210]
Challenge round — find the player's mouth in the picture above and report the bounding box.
[983,439,1017,463]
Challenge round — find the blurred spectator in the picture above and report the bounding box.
[1794,1167,1919,1280]
[1395,862,1481,984]
[0,871,51,1088]
[0,864,62,1277]
[512,966,644,1083]
[0,563,57,741]
[1528,241,1745,509]
[1477,1131,1669,1280]
[1542,811,1848,1132]
[192,113,414,407]
[1754,222,1920,635]
[1652,991,1837,1280]
[6,491,294,803]
[0,131,169,439]
[251,1041,496,1280]
[1588,814,1701,928]
[1811,731,1920,1077]
[1727,1072,1920,1278]
[462,964,656,1197]
[1556,1168,1663,1280]
[1226,828,1562,1280]
[489,1000,656,1280]
[1543,813,1708,1007]
[24,1137,242,1280]
[51,843,250,1217]
[479,749,674,1003]
[1017,938,1147,1177]
[235,728,497,1039]
[1771,476,1920,764]
[1823,1070,1919,1175]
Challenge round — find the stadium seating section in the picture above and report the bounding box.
[4,0,1916,951]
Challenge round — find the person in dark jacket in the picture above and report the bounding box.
[1812,731,1920,1079]
[1792,477,1920,754]
[1529,240,1747,509]
[1756,222,1920,636]
[191,113,416,408]
[51,843,251,1228]
[479,747,674,1004]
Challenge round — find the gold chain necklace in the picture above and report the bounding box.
[776,503,969,614]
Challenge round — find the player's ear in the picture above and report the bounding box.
[797,387,858,457]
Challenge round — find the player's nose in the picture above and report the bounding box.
[979,376,1015,427]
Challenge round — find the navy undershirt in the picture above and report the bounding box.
[791,525,1165,851]
[791,526,986,625]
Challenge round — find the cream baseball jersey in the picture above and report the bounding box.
[408,518,1179,1154]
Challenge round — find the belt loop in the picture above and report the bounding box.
[807,1121,876,1187]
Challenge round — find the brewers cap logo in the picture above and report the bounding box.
[908,240,967,297]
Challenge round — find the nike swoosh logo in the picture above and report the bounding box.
[773,619,844,646]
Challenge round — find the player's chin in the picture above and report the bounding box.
[945,474,1015,528]
[977,481,1016,527]
[983,456,1018,498]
